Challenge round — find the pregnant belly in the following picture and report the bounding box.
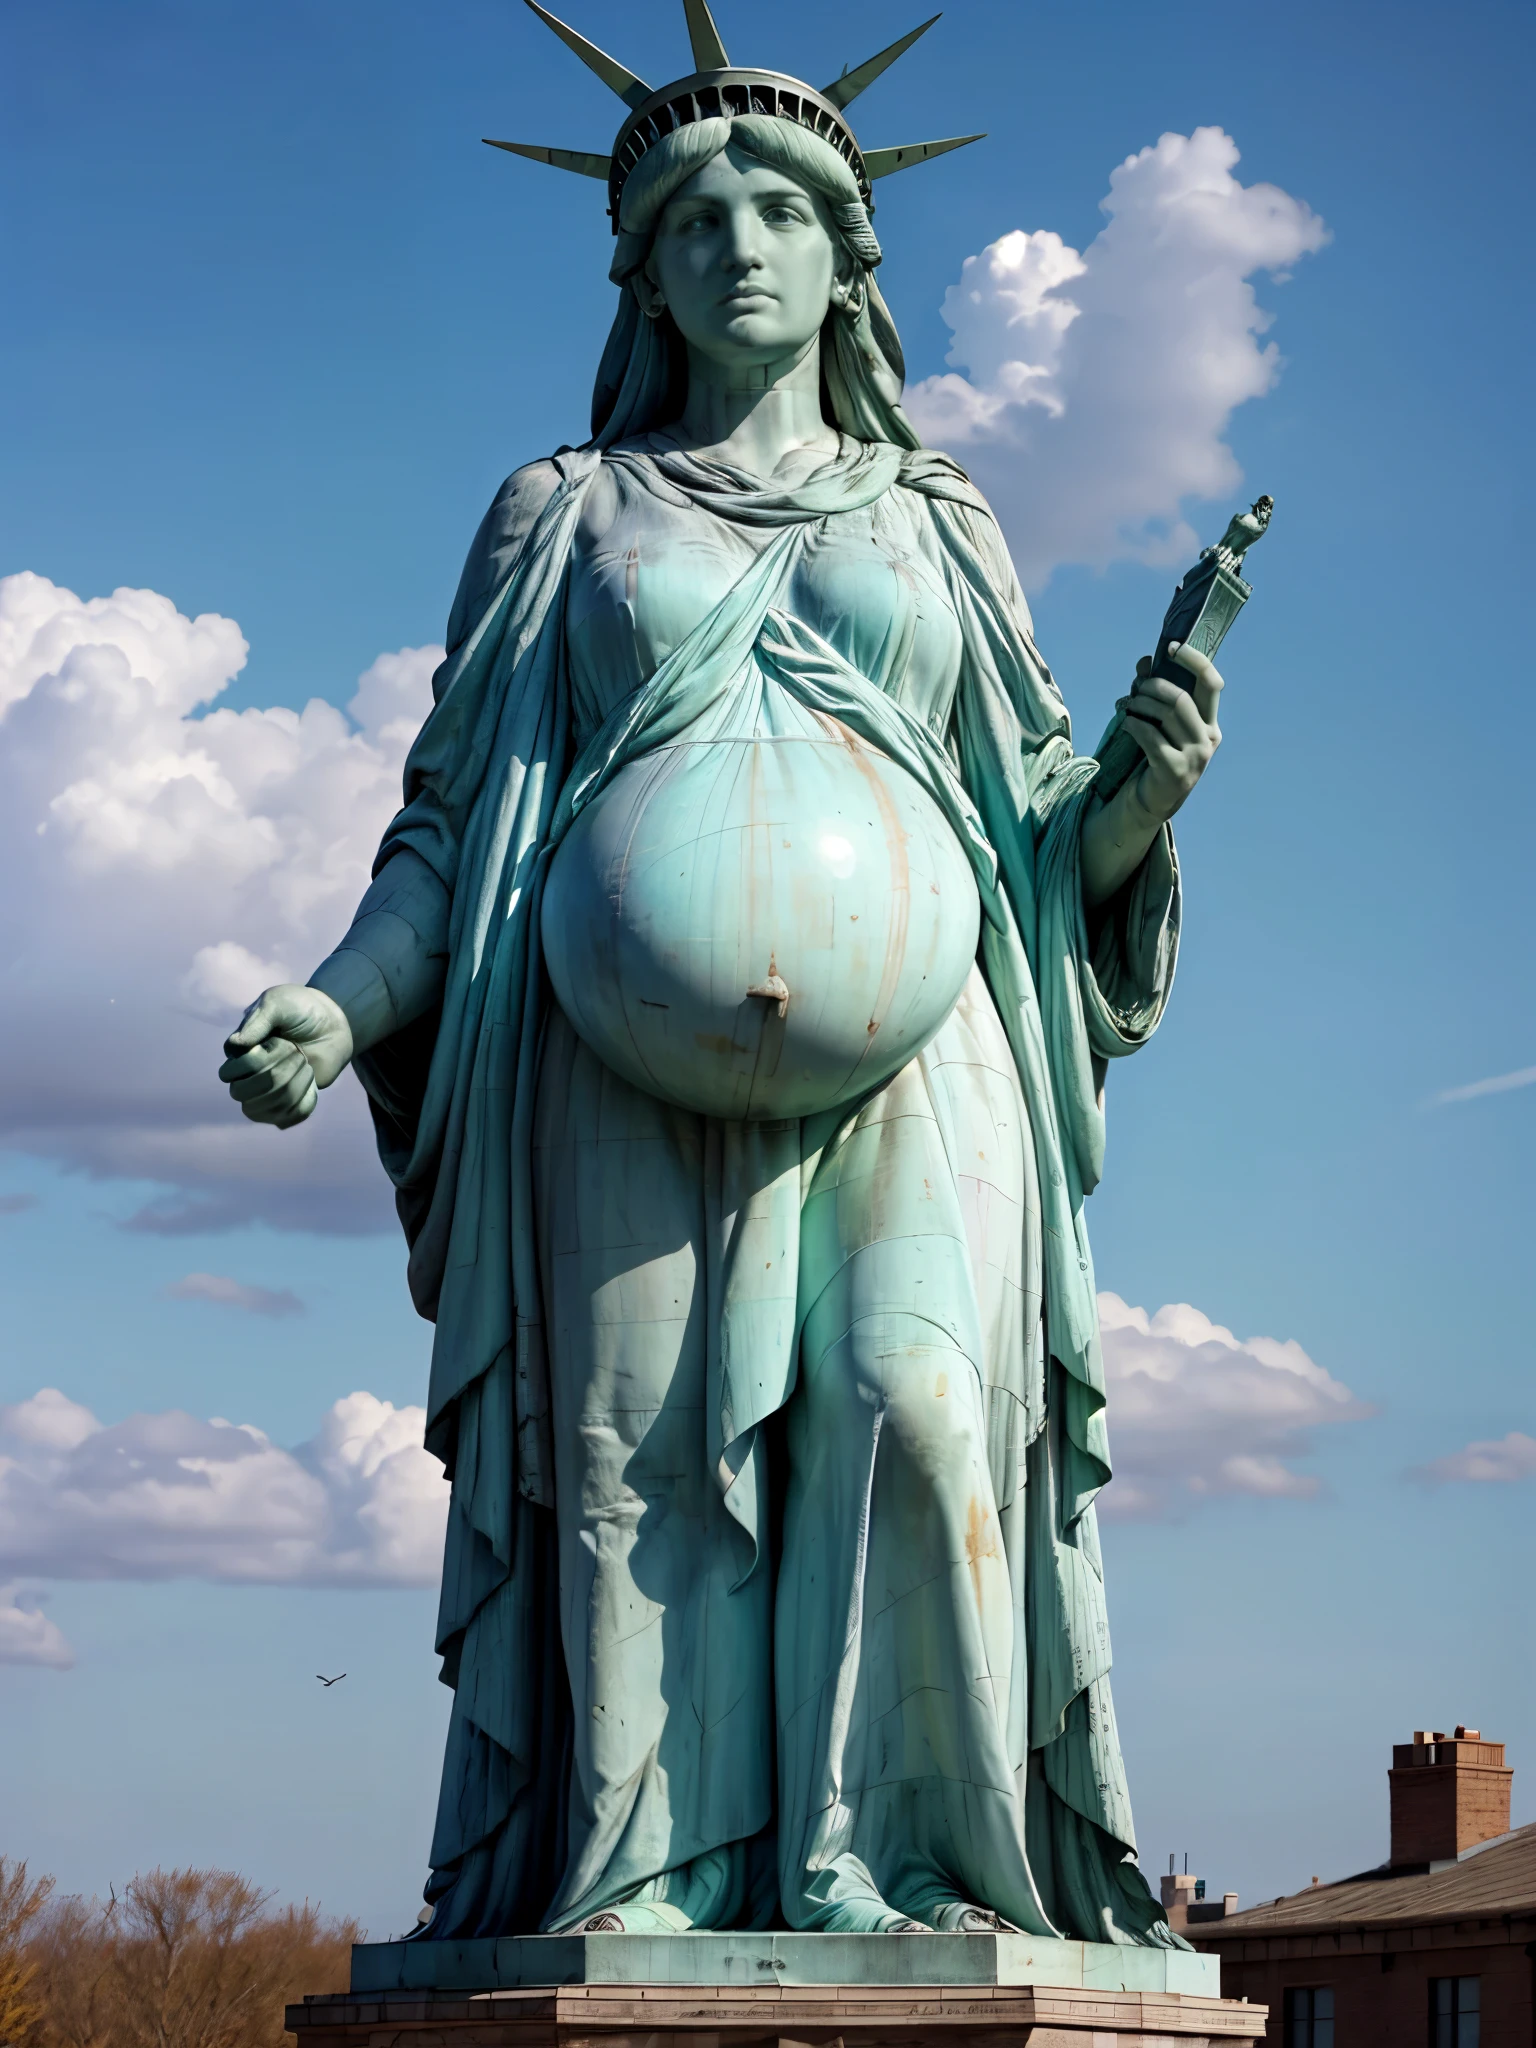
[541,720,981,1122]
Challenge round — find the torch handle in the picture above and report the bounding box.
[1093,552,1255,803]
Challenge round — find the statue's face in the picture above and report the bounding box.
[646,145,847,369]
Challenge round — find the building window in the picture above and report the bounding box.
[1431,1976,1480,2048]
[1284,1986,1334,2047]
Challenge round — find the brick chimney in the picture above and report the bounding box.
[1389,1725,1512,1867]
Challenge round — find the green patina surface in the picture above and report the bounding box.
[350,1932,1219,1997]
[219,1,1245,1953]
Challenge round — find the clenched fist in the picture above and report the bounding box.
[218,984,354,1130]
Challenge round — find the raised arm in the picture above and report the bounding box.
[217,849,449,1129]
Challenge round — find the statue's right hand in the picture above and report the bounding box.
[218,984,355,1130]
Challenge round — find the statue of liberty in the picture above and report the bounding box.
[218,0,1227,1947]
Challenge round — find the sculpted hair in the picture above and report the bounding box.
[590,115,917,450]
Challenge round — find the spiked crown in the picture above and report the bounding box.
[486,0,983,232]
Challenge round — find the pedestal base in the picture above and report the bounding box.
[287,1935,1265,2047]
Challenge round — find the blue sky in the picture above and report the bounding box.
[1,0,1532,1939]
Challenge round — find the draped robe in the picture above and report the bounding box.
[351,435,1183,1944]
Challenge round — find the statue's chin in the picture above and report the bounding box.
[684,312,821,366]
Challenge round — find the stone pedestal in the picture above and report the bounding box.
[287,1934,1266,2047]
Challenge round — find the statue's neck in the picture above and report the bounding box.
[665,336,838,479]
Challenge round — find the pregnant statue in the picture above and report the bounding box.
[219,0,1232,1947]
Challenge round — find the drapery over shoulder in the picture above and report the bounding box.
[350,448,606,1936]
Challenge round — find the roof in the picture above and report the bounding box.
[1191,1824,1536,1939]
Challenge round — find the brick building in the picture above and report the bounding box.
[1191,1728,1535,2045]
[1161,1863,1241,1933]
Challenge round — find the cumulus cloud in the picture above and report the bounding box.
[0,1585,74,1668]
[0,1389,447,1586]
[1412,1433,1536,1486]
[907,127,1328,587]
[1,1388,99,1451]
[164,1272,304,1317]
[1098,1293,1369,1519]
[0,571,441,1232]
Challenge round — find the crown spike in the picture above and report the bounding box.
[865,133,984,179]
[522,0,652,109]
[681,0,730,70]
[823,15,940,112]
[484,139,613,180]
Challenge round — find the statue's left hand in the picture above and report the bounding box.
[1117,641,1224,822]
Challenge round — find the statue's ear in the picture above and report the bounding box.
[634,254,667,319]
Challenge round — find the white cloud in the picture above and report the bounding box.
[180,942,296,1024]
[0,1389,448,1586]
[0,571,440,1232]
[1432,1065,1536,1106]
[164,1272,304,1317]
[1413,1433,1536,1485]
[0,1388,99,1451]
[1098,1293,1369,1519]
[907,127,1328,587]
[0,1584,74,1669]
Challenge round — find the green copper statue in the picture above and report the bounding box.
[217,0,1234,1946]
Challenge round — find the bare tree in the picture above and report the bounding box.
[18,1867,357,2048]
[22,1895,115,2048]
[0,1860,54,2048]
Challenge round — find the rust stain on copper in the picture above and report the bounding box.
[965,1495,999,1608]
[696,1031,747,1057]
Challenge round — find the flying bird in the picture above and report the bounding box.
[316,1672,347,1687]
